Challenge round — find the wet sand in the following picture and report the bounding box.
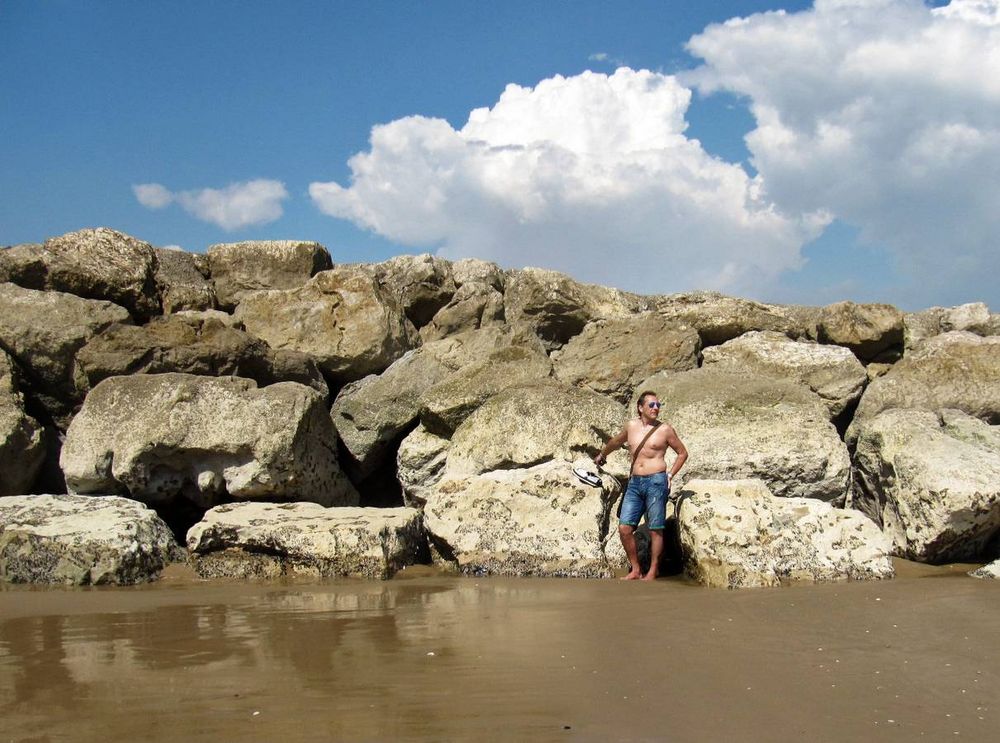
[1,561,997,742]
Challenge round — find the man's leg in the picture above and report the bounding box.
[618,524,642,580]
[644,528,664,581]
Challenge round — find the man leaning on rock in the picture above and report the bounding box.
[594,391,688,581]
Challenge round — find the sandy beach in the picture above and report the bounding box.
[1,561,997,742]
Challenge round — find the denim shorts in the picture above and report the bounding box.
[619,472,670,530]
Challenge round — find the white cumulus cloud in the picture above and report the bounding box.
[684,0,1000,306]
[310,68,820,297]
[133,179,289,231]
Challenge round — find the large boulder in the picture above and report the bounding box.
[61,373,357,509]
[74,314,328,400]
[443,382,629,479]
[422,460,619,577]
[0,283,131,426]
[638,367,851,502]
[853,408,1000,563]
[0,228,161,319]
[365,254,457,328]
[206,240,333,310]
[0,494,179,585]
[397,424,451,507]
[503,267,647,350]
[677,479,893,588]
[186,503,427,580]
[847,332,1000,443]
[816,300,904,362]
[701,331,868,419]
[420,281,506,342]
[654,291,817,346]
[236,266,417,384]
[0,351,45,495]
[154,247,216,313]
[904,303,994,351]
[552,314,700,403]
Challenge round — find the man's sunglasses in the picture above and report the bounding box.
[646,402,662,410]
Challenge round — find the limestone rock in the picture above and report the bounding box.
[817,300,904,361]
[0,283,131,426]
[503,267,647,350]
[847,332,1000,443]
[207,240,333,310]
[905,303,995,350]
[61,373,357,509]
[0,494,179,585]
[236,266,417,384]
[677,479,893,588]
[0,351,45,496]
[654,291,817,346]
[453,258,505,289]
[638,367,851,502]
[366,254,457,328]
[74,314,328,400]
[970,559,1000,579]
[397,424,451,507]
[422,460,619,577]
[552,314,700,403]
[853,408,1000,563]
[444,382,629,479]
[420,281,506,342]
[702,331,868,419]
[186,502,426,580]
[154,247,216,313]
[0,243,47,287]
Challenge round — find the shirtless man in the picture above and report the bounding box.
[594,390,688,581]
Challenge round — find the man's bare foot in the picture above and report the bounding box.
[642,572,658,581]
[620,570,642,580]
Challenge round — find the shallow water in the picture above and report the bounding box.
[1,561,997,742]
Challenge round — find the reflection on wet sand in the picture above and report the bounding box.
[1,562,998,741]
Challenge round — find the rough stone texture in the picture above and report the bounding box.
[420,281,506,342]
[422,460,619,577]
[905,303,997,350]
[0,494,179,585]
[154,247,216,313]
[207,240,333,310]
[443,382,630,479]
[677,479,893,589]
[0,351,45,496]
[638,367,851,502]
[236,266,418,384]
[503,267,647,350]
[74,314,328,400]
[453,258,505,289]
[552,314,701,403]
[817,300,904,362]
[0,283,132,426]
[654,292,817,346]
[701,331,868,419]
[853,408,1000,563]
[365,254,457,328]
[186,502,426,580]
[970,559,1000,579]
[61,373,357,509]
[397,424,451,508]
[847,332,1000,443]
[419,342,552,435]
[1,228,161,319]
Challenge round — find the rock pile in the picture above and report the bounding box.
[2,227,999,585]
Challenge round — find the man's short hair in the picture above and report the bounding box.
[636,390,658,410]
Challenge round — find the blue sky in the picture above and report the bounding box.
[4,0,996,312]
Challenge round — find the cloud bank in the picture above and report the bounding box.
[133,179,288,231]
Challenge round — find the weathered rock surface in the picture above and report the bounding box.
[422,460,619,577]
[365,254,457,328]
[853,408,1000,563]
[187,502,426,580]
[905,303,994,351]
[74,314,328,400]
[677,479,894,588]
[847,332,1000,443]
[236,266,417,384]
[397,424,451,507]
[654,292,817,346]
[817,300,904,362]
[702,331,868,419]
[61,373,357,509]
[552,314,700,403]
[0,351,45,496]
[0,494,179,585]
[154,247,216,313]
[969,559,1000,579]
[0,283,132,425]
[207,240,333,310]
[420,280,506,342]
[443,383,629,479]
[639,367,851,501]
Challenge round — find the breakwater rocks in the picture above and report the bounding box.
[2,227,999,586]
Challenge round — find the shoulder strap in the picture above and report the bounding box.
[630,422,661,477]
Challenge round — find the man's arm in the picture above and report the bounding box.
[664,425,688,478]
[594,427,628,465]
